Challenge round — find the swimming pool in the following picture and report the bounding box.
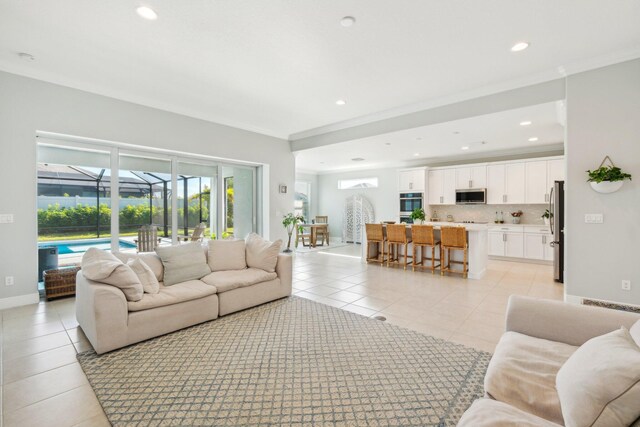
[39,238,137,255]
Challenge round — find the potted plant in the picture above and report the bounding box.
[410,207,426,224]
[587,157,632,194]
[282,213,305,253]
[510,210,523,224]
[541,209,553,226]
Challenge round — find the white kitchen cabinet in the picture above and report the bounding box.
[504,232,524,258]
[428,169,455,205]
[487,162,525,204]
[525,161,548,204]
[455,166,487,189]
[525,159,564,204]
[488,231,505,256]
[524,233,545,260]
[398,168,425,192]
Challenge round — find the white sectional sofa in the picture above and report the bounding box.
[76,236,292,354]
[458,295,640,427]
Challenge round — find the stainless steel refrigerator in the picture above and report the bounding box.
[549,181,564,282]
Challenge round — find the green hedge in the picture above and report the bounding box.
[38,203,209,231]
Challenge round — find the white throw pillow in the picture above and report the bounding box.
[630,319,640,346]
[208,239,247,272]
[556,327,640,427]
[127,258,160,294]
[81,248,143,301]
[155,242,211,286]
[245,233,282,273]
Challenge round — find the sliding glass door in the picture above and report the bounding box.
[221,165,255,239]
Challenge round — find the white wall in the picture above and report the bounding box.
[318,168,399,240]
[565,58,640,305]
[0,71,294,307]
[295,171,319,220]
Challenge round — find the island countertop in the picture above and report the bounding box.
[360,222,488,279]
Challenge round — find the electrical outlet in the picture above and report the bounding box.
[5,276,14,286]
[621,280,631,291]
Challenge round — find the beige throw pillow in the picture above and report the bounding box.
[245,233,282,273]
[81,248,143,301]
[208,239,247,272]
[127,258,160,294]
[556,327,640,427]
[155,242,211,286]
[630,320,640,346]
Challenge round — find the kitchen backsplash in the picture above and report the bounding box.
[427,204,548,225]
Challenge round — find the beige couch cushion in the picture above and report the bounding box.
[200,268,277,293]
[245,233,281,273]
[457,399,562,427]
[208,239,247,272]
[114,251,164,282]
[81,248,144,302]
[556,327,640,427]
[155,242,211,286]
[127,258,160,294]
[484,331,577,425]
[127,280,217,312]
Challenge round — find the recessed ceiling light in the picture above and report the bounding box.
[340,16,356,27]
[336,99,346,106]
[511,42,530,52]
[17,52,35,61]
[461,146,470,150]
[528,137,539,142]
[520,121,532,126]
[136,6,158,20]
[413,153,420,157]
[351,157,365,162]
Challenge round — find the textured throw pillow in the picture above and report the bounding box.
[631,320,640,346]
[81,248,143,301]
[114,251,164,282]
[208,239,247,272]
[245,233,282,273]
[556,327,640,427]
[127,258,160,294]
[155,242,211,286]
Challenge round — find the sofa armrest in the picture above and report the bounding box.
[505,295,640,346]
[275,253,292,296]
[76,272,129,354]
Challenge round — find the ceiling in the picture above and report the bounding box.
[295,101,565,173]
[1,1,639,140]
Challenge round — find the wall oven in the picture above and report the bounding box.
[399,192,423,216]
[455,189,487,205]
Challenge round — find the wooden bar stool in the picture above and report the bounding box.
[386,224,412,270]
[411,225,441,273]
[365,223,386,264]
[440,226,468,278]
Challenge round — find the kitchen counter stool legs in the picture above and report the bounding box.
[386,224,412,270]
[365,223,386,265]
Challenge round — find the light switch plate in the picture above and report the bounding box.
[584,214,603,224]
[0,214,14,223]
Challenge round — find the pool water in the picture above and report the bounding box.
[39,238,136,255]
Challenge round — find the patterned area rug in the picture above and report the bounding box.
[77,297,491,426]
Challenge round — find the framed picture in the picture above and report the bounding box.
[279,184,287,194]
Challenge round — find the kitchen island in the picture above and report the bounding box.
[361,222,488,279]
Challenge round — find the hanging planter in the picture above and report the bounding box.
[587,156,631,194]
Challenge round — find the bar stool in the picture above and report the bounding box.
[386,224,412,270]
[440,226,468,278]
[365,223,386,264]
[411,225,441,273]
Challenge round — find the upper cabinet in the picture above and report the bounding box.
[428,169,456,205]
[487,162,525,204]
[525,158,565,204]
[455,165,487,189]
[398,168,426,192]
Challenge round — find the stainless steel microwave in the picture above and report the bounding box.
[455,189,486,205]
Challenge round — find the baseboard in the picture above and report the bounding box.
[488,256,553,265]
[0,292,40,310]
[564,294,582,304]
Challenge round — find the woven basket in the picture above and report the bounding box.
[43,267,81,300]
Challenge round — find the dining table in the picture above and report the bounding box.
[299,223,329,248]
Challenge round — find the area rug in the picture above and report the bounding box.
[77,297,491,426]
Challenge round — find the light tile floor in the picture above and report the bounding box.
[1,244,563,426]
